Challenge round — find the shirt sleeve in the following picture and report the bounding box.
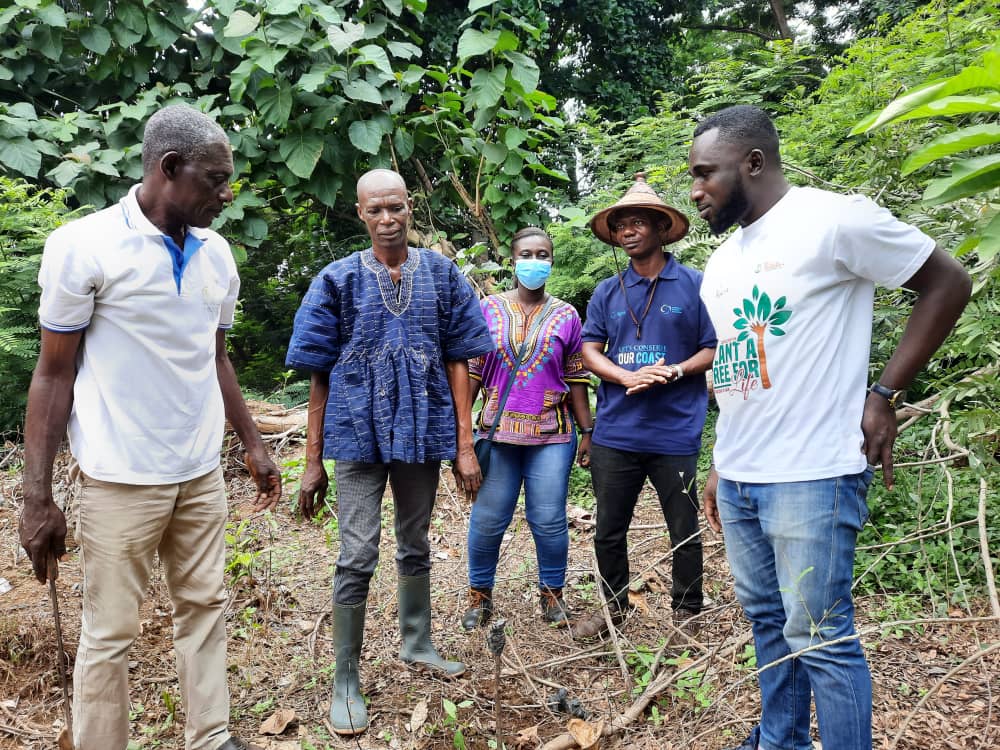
[694,275,718,350]
[832,195,936,289]
[561,309,590,384]
[37,230,102,332]
[218,246,240,329]
[581,280,609,343]
[441,261,495,361]
[285,267,342,373]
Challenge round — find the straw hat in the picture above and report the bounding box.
[588,172,690,246]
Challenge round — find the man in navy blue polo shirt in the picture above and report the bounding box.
[576,173,717,639]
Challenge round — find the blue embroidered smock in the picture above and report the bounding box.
[286,247,494,463]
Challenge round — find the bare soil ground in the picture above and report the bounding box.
[1,444,997,750]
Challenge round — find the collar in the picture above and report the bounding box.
[623,252,679,286]
[119,184,211,242]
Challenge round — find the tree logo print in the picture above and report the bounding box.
[732,285,793,389]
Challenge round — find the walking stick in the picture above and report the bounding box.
[486,619,507,750]
[47,556,75,750]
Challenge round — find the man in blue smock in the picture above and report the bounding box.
[576,173,717,639]
[286,169,494,736]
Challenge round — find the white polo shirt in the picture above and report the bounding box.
[38,185,240,484]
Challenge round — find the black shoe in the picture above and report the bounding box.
[461,587,493,630]
[725,726,760,749]
[539,587,570,626]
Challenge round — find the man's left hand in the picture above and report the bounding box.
[452,443,482,501]
[861,392,897,490]
[245,449,282,512]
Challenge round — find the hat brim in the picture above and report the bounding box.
[588,202,690,246]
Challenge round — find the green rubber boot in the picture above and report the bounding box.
[398,574,466,677]
[329,601,368,735]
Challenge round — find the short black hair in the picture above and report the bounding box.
[693,105,780,161]
[511,226,552,251]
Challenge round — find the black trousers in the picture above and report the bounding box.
[590,443,704,613]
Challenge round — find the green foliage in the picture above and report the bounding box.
[854,42,1000,262]
[0,0,563,254]
[0,178,83,435]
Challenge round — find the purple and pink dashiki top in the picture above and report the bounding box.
[469,294,590,446]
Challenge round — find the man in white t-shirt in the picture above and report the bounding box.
[18,105,281,750]
[688,105,970,750]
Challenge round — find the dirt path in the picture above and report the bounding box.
[1,447,997,749]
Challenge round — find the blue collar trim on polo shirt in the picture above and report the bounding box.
[161,233,205,294]
[624,252,679,286]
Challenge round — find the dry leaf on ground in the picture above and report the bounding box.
[409,699,428,734]
[567,717,603,749]
[260,708,296,735]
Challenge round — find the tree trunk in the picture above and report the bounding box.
[769,0,792,39]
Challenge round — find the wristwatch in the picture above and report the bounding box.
[671,364,685,380]
[869,382,907,408]
[578,426,594,435]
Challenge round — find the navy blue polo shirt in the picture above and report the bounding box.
[582,253,717,455]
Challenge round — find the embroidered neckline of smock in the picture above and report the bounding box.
[361,247,420,316]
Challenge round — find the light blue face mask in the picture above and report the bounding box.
[514,258,552,290]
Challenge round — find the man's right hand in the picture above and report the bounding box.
[702,466,722,533]
[18,492,68,583]
[297,460,329,521]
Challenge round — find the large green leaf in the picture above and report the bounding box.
[257,86,294,126]
[0,137,41,177]
[266,0,303,15]
[357,44,393,77]
[852,53,1000,134]
[35,2,67,27]
[343,79,383,104]
[80,26,112,55]
[248,43,289,74]
[469,0,498,10]
[383,0,403,15]
[884,94,1000,125]
[387,41,422,61]
[228,58,257,102]
[456,29,500,61]
[116,2,147,34]
[223,10,260,37]
[975,212,1000,262]
[393,128,415,161]
[922,153,1000,206]
[279,132,324,178]
[503,50,539,93]
[482,141,507,164]
[349,119,387,154]
[327,21,365,54]
[146,12,181,49]
[902,125,1000,175]
[296,68,329,92]
[467,66,506,110]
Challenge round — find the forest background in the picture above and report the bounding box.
[0,1,998,740]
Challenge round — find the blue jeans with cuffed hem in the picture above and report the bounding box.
[718,469,874,750]
[467,437,576,591]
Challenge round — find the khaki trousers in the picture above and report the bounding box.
[72,466,232,750]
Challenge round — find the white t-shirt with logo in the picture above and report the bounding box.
[38,185,240,485]
[700,186,935,483]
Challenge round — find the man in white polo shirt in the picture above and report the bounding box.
[18,105,280,750]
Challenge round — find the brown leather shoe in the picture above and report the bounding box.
[571,607,625,640]
[539,587,570,626]
[461,587,493,630]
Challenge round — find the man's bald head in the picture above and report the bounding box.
[356,169,408,201]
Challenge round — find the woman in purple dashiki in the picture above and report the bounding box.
[463,227,594,630]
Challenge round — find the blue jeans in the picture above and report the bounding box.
[718,469,874,750]
[467,437,576,591]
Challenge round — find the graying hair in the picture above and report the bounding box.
[141,104,229,174]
